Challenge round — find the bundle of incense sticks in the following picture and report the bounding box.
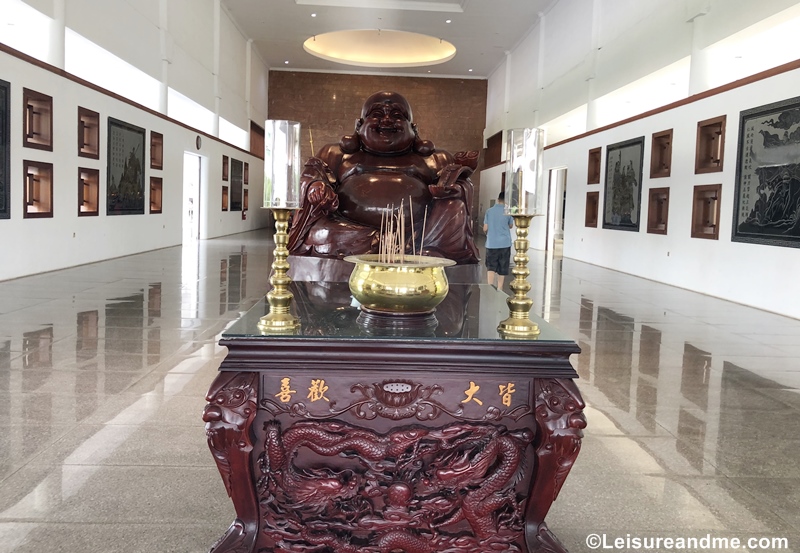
[378,197,427,264]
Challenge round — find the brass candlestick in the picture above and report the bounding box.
[258,207,300,333]
[497,213,540,338]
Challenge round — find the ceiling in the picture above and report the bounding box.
[221,0,553,78]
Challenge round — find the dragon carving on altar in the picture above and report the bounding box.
[256,419,534,553]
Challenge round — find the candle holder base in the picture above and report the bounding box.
[258,311,300,334]
[497,316,540,339]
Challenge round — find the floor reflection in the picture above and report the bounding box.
[0,232,798,552]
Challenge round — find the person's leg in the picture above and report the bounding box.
[487,270,497,286]
[496,247,510,290]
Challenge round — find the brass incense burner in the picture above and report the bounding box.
[345,254,455,315]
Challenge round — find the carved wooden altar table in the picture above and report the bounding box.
[204,282,585,553]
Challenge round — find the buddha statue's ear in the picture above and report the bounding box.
[412,124,434,156]
[340,118,363,153]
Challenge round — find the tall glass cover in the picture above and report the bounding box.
[264,120,301,208]
[505,128,544,215]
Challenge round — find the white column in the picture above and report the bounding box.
[688,11,711,96]
[213,0,221,137]
[158,0,169,115]
[49,0,65,69]
[245,38,253,151]
[585,0,602,131]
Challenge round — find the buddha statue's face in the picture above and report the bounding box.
[357,92,416,155]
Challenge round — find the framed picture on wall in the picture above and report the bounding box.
[602,136,644,232]
[732,95,800,248]
[107,117,145,215]
[230,158,243,211]
[0,79,9,219]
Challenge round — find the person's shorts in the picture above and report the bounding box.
[485,247,511,275]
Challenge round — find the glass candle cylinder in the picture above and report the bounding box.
[264,120,301,208]
[504,128,545,215]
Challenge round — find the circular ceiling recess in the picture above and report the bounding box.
[303,29,456,68]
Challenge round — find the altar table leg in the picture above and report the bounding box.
[203,371,260,553]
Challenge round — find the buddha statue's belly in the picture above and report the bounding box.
[338,173,431,229]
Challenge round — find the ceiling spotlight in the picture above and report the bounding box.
[284,60,289,64]
[311,13,316,17]
[468,68,473,72]
[445,19,452,23]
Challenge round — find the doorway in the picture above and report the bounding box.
[183,152,201,241]
[546,167,568,253]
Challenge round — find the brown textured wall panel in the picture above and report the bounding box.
[268,72,487,205]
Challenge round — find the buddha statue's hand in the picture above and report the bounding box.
[306,180,339,211]
[428,184,461,199]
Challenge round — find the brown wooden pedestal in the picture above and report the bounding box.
[204,283,585,553]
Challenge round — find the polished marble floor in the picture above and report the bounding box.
[1,229,799,552]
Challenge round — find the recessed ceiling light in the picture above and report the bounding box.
[311,13,316,17]
[303,30,456,68]
[284,60,289,64]
[468,68,473,72]
[445,19,452,23]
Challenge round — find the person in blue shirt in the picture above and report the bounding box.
[483,192,514,289]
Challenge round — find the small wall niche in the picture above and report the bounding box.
[150,176,163,214]
[244,162,249,185]
[23,88,53,151]
[587,147,601,184]
[78,107,100,159]
[222,186,229,211]
[691,184,721,239]
[585,191,599,227]
[222,155,229,181]
[646,187,670,234]
[78,167,100,216]
[150,131,163,170]
[23,160,53,218]
[484,131,503,167]
[695,116,726,174]
[650,129,672,178]
[244,189,249,210]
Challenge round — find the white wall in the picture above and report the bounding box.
[0,48,270,282]
[543,66,800,319]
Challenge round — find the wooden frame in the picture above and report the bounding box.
[230,158,243,211]
[107,117,146,215]
[150,131,163,170]
[695,115,726,174]
[732,95,800,248]
[585,191,599,227]
[0,79,9,219]
[649,129,672,178]
[602,137,644,232]
[23,87,53,151]
[23,160,53,218]
[78,107,100,159]
[223,155,229,181]
[78,167,100,216]
[691,184,721,240]
[150,176,163,214]
[587,147,601,184]
[222,186,229,211]
[646,187,669,235]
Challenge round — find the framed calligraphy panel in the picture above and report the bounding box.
[732,95,800,248]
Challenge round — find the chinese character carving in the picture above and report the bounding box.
[462,381,483,406]
[499,383,516,406]
[275,377,296,403]
[307,379,330,402]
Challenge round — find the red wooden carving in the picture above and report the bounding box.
[258,419,531,552]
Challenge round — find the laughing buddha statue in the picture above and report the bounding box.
[287,91,480,265]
